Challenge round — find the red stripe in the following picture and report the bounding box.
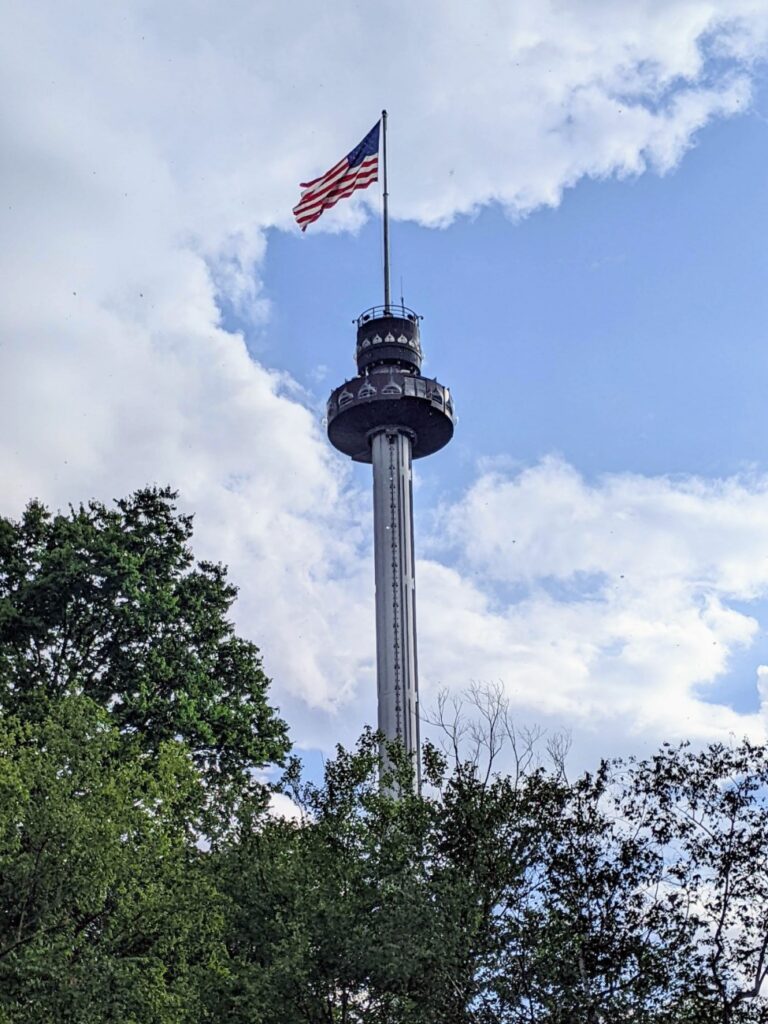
[296,182,374,227]
[297,154,377,208]
[293,139,379,228]
[299,156,348,190]
[295,172,377,228]
[299,157,348,192]
[297,160,354,205]
[293,160,378,220]
[294,159,378,216]
[294,174,377,225]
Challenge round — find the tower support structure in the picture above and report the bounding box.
[327,305,454,787]
[371,428,419,783]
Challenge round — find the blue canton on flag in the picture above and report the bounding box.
[293,121,380,231]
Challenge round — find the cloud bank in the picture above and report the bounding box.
[2,1,768,755]
[420,459,768,755]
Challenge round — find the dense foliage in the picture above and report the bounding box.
[0,488,290,833]
[1,489,768,1022]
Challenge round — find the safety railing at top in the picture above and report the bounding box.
[355,304,422,327]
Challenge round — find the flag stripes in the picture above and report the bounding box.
[293,122,380,231]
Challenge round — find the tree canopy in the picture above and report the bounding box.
[0,487,289,823]
[1,488,768,1023]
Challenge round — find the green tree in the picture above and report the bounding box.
[0,486,291,1019]
[0,695,228,1023]
[212,731,554,1024]
[213,719,768,1024]
[0,487,290,826]
[624,741,768,1023]
[5,488,768,1024]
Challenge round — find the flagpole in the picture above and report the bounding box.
[382,109,391,311]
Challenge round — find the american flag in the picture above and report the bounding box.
[293,121,380,231]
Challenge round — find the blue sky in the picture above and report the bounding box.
[3,2,768,773]
[259,70,768,747]
[264,77,768,485]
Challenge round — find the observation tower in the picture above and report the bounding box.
[327,301,455,786]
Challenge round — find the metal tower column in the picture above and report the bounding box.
[326,304,455,791]
[371,428,420,784]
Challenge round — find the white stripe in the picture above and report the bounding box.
[299,153,378,205]
[294,161,377,216]
[295,174,377,225]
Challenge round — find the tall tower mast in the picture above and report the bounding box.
[327,303,455,787]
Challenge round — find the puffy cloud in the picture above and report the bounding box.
[420,458,768,752]
[1,1,768,757]
[438,458,768,596]
[268,791,304,823]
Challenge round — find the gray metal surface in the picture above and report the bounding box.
[371,428,421,787]
[326,372,454,462]
[356,309,422,374]
[326,306,453,793]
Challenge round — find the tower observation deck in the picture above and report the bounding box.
[327,304,455,788]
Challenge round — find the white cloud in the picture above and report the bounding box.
[1,1,768,758]
[420,458,768,752]
[268,791,304,823]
